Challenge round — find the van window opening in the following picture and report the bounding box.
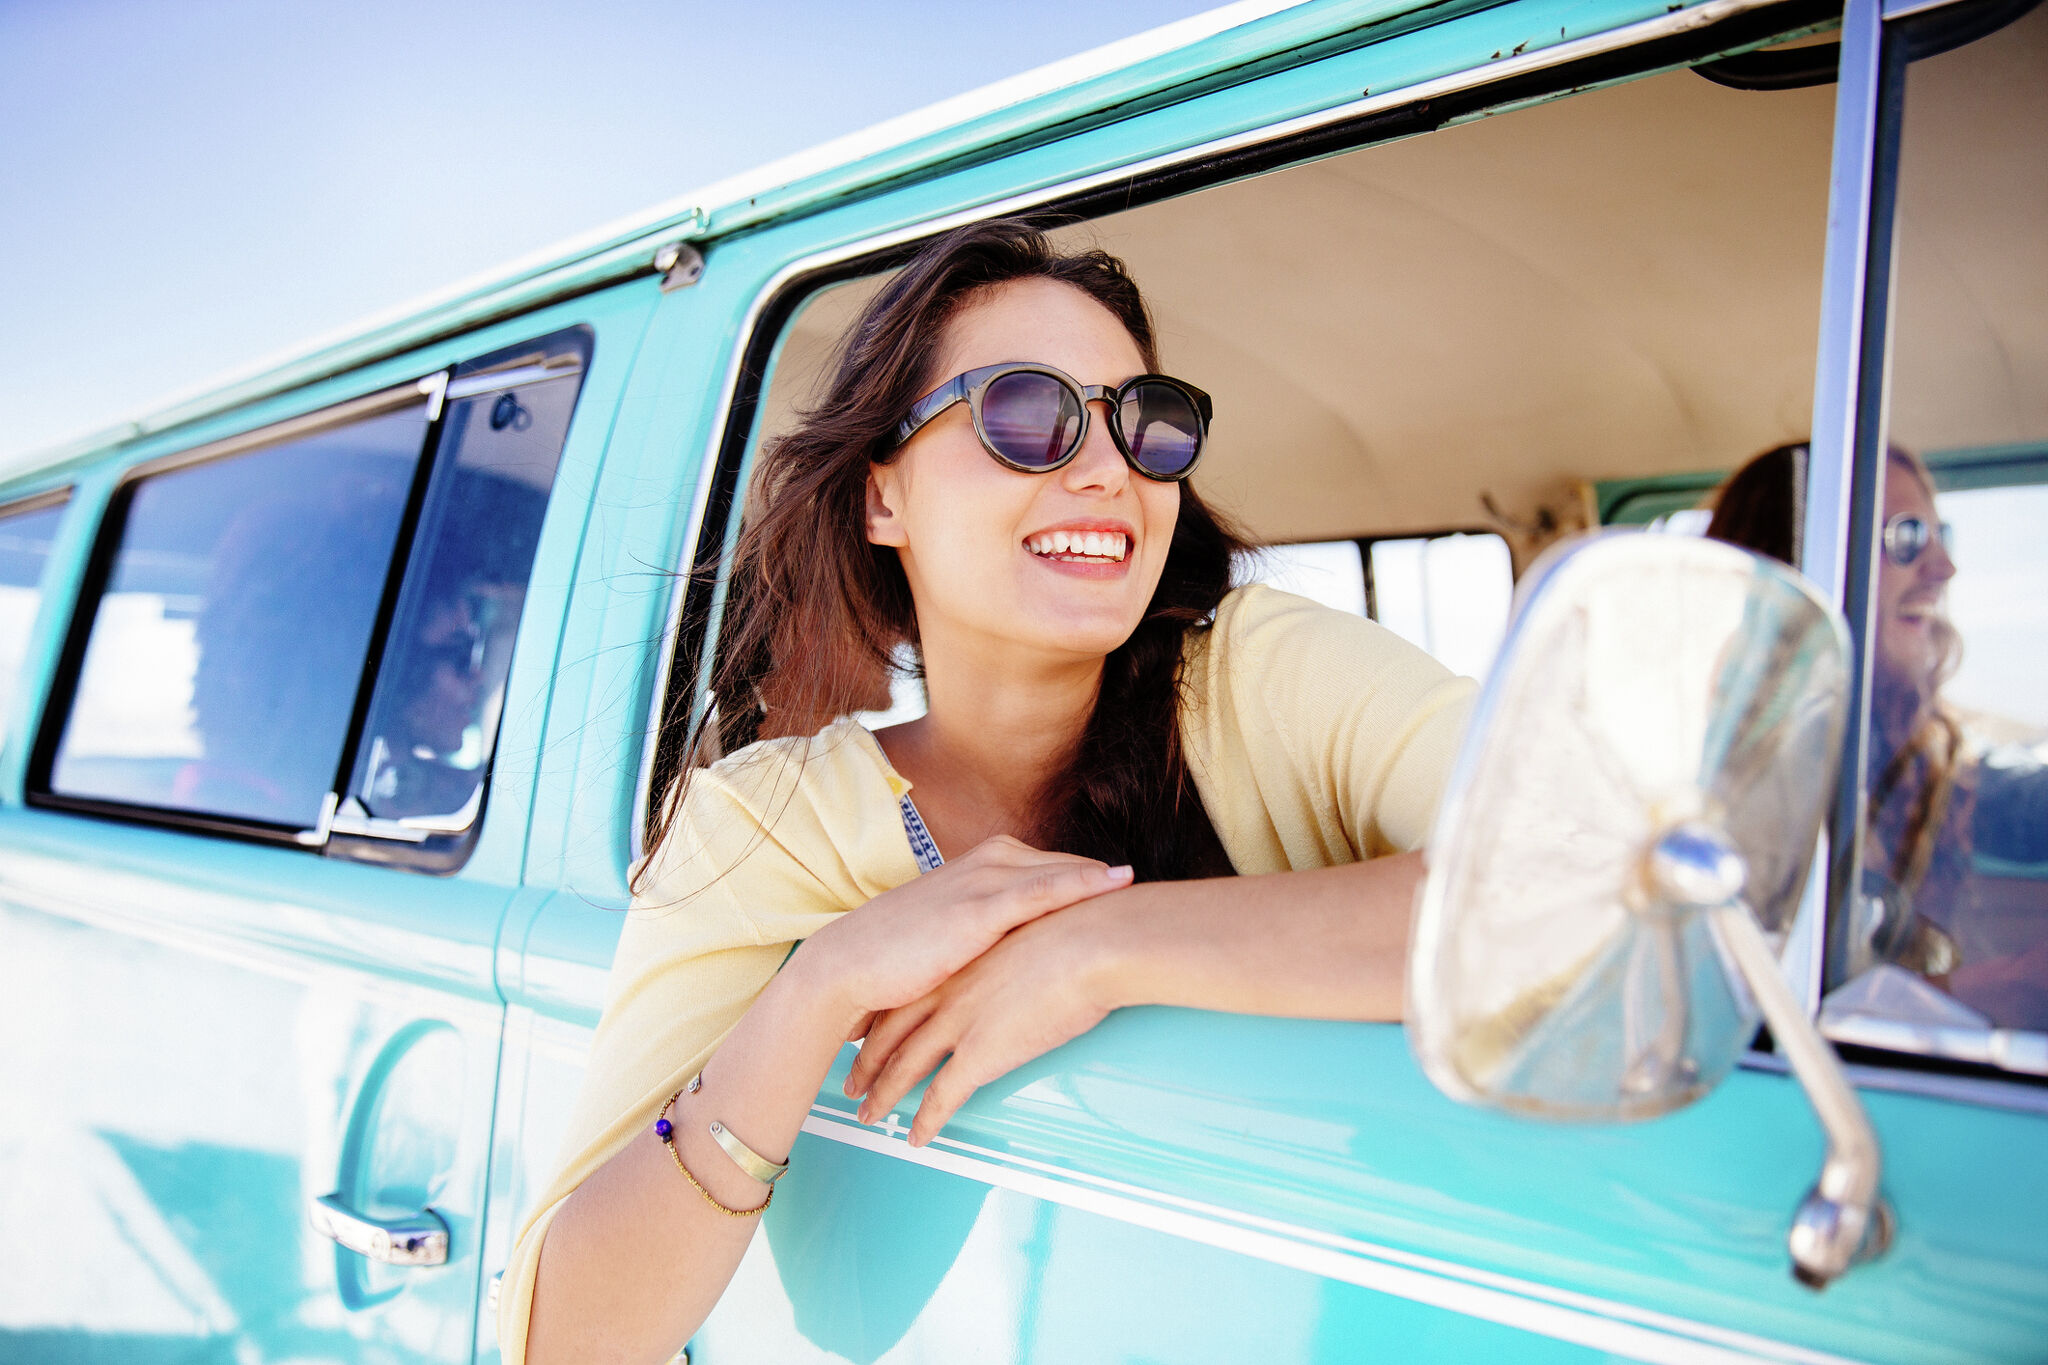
[698,53,1840,762]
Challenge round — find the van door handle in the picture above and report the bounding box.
[310,1192,450,1266]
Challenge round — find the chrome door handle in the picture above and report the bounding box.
[310,1192,449,1267]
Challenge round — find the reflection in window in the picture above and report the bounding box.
[50,407,430,828]
[340,335,586,833]
[0,499,64,729]
[1824,3,2048,1056]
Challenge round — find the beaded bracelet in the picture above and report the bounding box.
[654,1088,771,1219]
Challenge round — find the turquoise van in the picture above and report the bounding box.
[2,0,2043,1360]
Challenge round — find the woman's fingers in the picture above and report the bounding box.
[978,861,1131,936]
[909,1047,999,1146]
[843,998,933,1097]
[857,1012,961,1123]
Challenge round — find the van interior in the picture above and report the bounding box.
[750,7,2045,700]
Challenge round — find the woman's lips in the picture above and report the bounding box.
[1893,593,1944,627]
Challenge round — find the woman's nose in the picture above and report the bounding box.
[1060,401,1129,494]
[1923,535,1958,584]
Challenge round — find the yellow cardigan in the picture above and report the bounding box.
[497,583,1475,1357]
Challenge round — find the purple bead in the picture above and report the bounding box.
[654,1117,673,1141]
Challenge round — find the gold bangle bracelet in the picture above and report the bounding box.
[654,1089,771,1219]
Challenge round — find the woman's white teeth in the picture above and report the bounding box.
[1028,530,1127,561]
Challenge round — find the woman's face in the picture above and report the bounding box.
[1874,459,1957,696]
[867,277,1181,667]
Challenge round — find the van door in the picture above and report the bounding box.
[0,299,643,1361]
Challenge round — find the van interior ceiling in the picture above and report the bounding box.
[761,63,1839,569]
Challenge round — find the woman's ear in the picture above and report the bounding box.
[866,465,908,547]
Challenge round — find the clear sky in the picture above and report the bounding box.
[0,0,1222,471]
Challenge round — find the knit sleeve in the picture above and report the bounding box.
[1180,584,1476,875]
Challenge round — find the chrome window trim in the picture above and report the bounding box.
[124,373,449,485]
[1790,0,1887,1017]
[629,0,1810,862]
[0,487,73,520]
[1740,1046,2048,1116]
[1881,0,1974,18]
[444,354,584,402]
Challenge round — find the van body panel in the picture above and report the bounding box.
[0,814,508,1363]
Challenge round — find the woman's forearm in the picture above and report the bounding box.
[524,842,1129,1361]
[1095,853,1422,1021]
[525,948,849,1365]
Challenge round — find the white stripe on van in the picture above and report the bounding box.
[802,1108,1871,1365]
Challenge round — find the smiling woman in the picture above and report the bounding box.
[508,221,1475,1364]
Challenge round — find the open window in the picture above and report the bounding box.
[650,10,1844,865]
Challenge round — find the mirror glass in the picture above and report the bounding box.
[1409,533,1848,1120]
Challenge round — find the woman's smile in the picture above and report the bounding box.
[1024,518,1134,575]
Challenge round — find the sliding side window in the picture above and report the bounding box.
[330,331,589,859]
[33,326,591,866]
[41,392,432,833]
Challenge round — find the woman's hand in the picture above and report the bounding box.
[842,898,1124,1146]
[842,856,1422,1145]
[795,835,1131,1041]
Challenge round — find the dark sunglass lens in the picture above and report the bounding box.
[981,372,1081,469]
[1119,383,1202,477]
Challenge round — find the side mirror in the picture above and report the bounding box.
[1408,532,1893,1289]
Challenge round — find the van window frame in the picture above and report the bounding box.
[24,375,450,848]
[323,325,594,874]
[0,485,75,766]
[1789,0,2048,1095]
[634,0,1846,859]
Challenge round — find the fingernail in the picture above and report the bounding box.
[842,1079,855,1097]
[857,1104,871,1124]
[1105,864,1134,881]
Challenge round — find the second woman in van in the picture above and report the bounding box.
[509,220,1474,1363]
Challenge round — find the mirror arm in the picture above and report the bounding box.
[1706,900,1895,1289]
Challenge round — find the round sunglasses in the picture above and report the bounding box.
[894,361,1212,481]
[1883,513,1954,567]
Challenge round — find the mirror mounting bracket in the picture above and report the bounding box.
[1647,819,1894,1288]
[1707,895,1895,1288]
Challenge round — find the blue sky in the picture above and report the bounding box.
[0,0,1220,469]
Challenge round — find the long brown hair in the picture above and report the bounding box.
[1866,446,1971,910]
[639,220,1247,890]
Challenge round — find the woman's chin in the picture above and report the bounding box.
[1011,601,1146,660]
